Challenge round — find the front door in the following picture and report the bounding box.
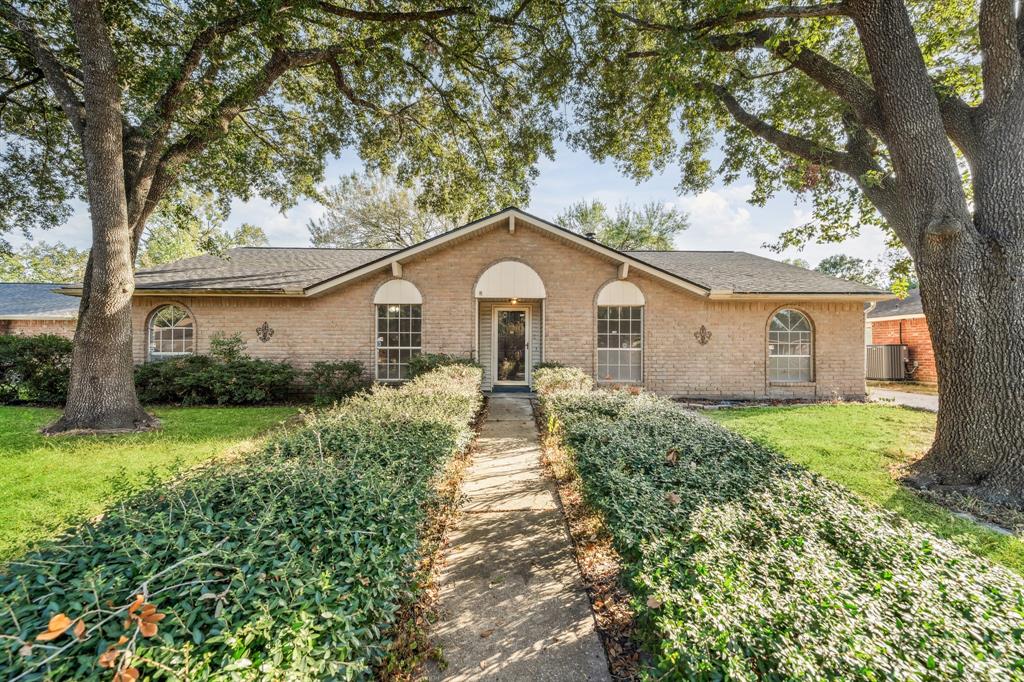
[494,307,529,385]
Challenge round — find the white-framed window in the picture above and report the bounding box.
[597,305,643,382]
[148,304,195,361]
[376,304,421,381]
[768,308,813,382]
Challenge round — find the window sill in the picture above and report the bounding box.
[768,381,816,387]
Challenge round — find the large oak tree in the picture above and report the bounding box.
[0,0,568,432]
[572,0,1023,506]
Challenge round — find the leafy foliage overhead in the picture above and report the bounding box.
[0,0,572,242]
[569,0,978,276]
[0,242,89,283]
[556,199,689,250]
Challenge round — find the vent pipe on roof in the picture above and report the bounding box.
[584,231,596,240]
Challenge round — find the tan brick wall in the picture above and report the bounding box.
[870,317,936,383]
[131,219,867,399]
[0,319,77,339]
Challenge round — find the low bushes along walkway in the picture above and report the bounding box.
[535,367,1024,680]
[0,365,482,681]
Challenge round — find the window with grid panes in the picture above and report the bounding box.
[375,304,421,380]
[597,305,643,382]
[148,304,195,361]
[767,308,813,382]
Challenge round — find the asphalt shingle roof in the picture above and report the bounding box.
[134,247,396,292]
[624,250,884,294]
[128,244,883,296]
[0,283,79,319]
[867,288,922,318]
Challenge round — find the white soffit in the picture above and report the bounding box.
[475,260,546,299]
[374,279,422,304]
[597,280,645,306]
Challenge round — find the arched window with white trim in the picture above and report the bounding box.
[374,279,423,381]
[596,281,644,383]
[148,304,195,361]
[767,308,813,382]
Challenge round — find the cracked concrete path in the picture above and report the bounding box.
[425,395,610,682]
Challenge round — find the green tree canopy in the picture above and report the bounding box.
[0,242,89,283]
[308,171,457,248]
[556,199,688,250]
[814,254,883,287]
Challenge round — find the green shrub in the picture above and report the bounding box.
[542,389,1024,680]
[534,361,566,370]
[305,360,368,406]
[208,331,248,362]
[134,345,296,406]
[0,365,482,680]
[406,352,480,379]
[0,334,72,405]
[532,365,593,397]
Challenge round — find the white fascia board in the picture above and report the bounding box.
[304,208,710,298]
[866,312,927,322]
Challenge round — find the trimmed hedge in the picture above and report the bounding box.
[406,352,480,379]
[538,375,1024,680]
[533,365,594,396]
[0,334,72,405]
[0,365,482,680]
[305,360,368,405]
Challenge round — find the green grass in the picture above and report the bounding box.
[0,406,297,560]
[709,403,1024,575]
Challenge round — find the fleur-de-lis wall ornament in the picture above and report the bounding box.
[256,321,274,343]
[694,325,712,345]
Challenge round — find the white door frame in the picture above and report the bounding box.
[492,306,530,386]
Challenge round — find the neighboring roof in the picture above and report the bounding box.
[623,250,883,295]
[867,289,923,319]
[133,247,395,293]
[66,207,890,300]
[0,283,79,319]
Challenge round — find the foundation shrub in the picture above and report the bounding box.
[533,365,594,398]
[541,389,1024,681]
[0,365,482,680]
[406,352,480,379]
[0,334,72,405]
[305,360,368,405]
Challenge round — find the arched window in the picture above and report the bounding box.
[374,279,423,381]
[768,309,813,382]
[148,304,195,361]
[596,281,645,383]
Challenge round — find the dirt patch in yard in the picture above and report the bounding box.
[535,402,641,682]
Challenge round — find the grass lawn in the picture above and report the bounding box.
[0,406,296,561]
[709,403,1024,575]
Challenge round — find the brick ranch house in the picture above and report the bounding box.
[0,283,78,338]
[866,289,936,383]
[63,208,891,398]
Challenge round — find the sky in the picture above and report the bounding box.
[24,139,890,267]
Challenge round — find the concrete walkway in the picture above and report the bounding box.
[427,395,610,682]
[869,388,939,412]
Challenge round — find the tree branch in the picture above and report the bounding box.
[315,2,472,22]
[708,29,885,136]
[0,1,85,137]
[692,3,848,31]
[709,82,864,176]
[979,0,1021,112]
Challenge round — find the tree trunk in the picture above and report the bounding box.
[43,0,156,434]
[908,122,1024,509]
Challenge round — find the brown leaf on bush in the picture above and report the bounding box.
[128,594,145,615]
[72,619,86,640]
[665,449,678,465]
[665,492,681,506]
[98,647,121,669]
[35,613,72,641]
[18,643,32,657]
[139,621,158,638]
[113,666,140,682]
[646,596,662,609]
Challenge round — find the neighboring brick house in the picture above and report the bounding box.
[866,289,936,383]
[63,208,891,399]
[0,283,78,338]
